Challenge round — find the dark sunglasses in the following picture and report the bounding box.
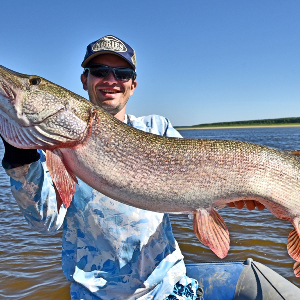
[85,64,136,81]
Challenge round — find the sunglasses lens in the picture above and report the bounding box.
[114,68,135,81]
[88,65,135,81]
[89,66,110,78]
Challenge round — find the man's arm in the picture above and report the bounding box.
[1,136,40,169]
[1,137,66,233]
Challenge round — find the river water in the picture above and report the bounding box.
[1,126,300,299]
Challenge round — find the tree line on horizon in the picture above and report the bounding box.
[177,117,300,128]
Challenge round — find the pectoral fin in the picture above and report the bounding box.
[193,208,230,259]
[287,218,300,261]
[46,149,77,210]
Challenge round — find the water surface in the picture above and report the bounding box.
[1,127,300,299]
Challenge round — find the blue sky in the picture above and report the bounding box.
[1,1,300,126]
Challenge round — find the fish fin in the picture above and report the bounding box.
[287,229,300,261]
[290,150,300,157]
[287,218,300,261]
[293,261,300,277]
[193,208,230,259]
[46,149,77,210]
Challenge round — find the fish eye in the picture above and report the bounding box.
[29,77,41,85]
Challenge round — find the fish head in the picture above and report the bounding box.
[0,65,93,149]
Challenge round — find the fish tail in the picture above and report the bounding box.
[287,228,300,261]
[293,261,300,277]
[193,208,230,259]
[287,217,300,262]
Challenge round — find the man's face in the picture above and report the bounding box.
[81,54,137,118]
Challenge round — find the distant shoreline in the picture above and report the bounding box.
[175,124,300,130]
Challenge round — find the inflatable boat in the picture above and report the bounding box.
[185,258,300,299]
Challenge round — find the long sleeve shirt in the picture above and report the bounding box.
[5,114,186,300]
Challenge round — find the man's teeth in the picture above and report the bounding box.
[101,89,117,94]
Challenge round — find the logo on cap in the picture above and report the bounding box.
[92,36,127,53]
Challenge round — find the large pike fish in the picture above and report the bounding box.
[1,65,300,276]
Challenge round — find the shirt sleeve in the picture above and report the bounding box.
[126,114,183,138]
[4,150,66,234]
[4,114,180,235]
[163,118,183,138]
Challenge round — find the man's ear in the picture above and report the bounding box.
[81,74,88,91]
[129,80,137,97]
[133,80,137,89]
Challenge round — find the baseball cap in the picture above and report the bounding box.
[81,35,137,70]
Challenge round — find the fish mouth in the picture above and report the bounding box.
[0,65,66,127]
[0,81,16,101]
[0,65,91,150]
[0,112,62,149]
[0,106,87,149]
[0,65,27,101]
[0,78,78,149]
[0,84,65,128]
[0,79,19,124]
[0,66,31,127]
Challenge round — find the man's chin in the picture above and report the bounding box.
[101,105,121,116]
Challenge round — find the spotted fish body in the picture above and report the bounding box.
[0,65,300,276]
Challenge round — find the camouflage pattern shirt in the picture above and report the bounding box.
[5,114,188,300]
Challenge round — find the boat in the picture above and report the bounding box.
[185,258,300,299]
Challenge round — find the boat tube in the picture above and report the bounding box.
[185,258,300,300]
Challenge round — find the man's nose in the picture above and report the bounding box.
[104,70,118,82]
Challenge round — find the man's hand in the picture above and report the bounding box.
[227,200,265,211]
[0,135,40,168]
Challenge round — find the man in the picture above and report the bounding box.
[1,35,201,300]
[1,35,263,299]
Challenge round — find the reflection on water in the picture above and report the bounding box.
[1,127,300,299]
[0,147,70,299]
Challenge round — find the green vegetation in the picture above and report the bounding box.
[175,117,300,129]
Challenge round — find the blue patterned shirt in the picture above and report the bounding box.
[5,114,188,300]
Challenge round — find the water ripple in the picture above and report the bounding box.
[1,127,300,298]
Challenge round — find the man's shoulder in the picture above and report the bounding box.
[126,114,182,138]
[127,114,168,125]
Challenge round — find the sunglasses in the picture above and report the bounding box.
[85,64,136,81]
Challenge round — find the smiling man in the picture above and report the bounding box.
[1,35,202,300]
[74,36,201,299]
[81,53,137,120]
[0,35,266,299]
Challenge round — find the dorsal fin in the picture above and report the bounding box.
[290,150,300,157]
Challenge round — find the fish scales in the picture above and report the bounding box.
[66,120,299,214]
[1,65,300,275]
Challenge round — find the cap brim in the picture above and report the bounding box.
[81,50,135,70]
